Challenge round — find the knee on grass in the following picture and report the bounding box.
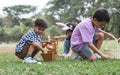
[89,55,96,62]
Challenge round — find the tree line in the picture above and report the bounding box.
[0,0,120,43]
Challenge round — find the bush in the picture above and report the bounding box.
[2,24,31,42]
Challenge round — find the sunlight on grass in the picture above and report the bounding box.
[0,40,120,74]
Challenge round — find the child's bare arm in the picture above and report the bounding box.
[88,42,102,55]
[32,42,45,53]
[54,35,66,39]
[88,42,110,59]
[56,22,66,27]
[99,30,115,39]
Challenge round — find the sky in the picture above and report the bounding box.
[0,0,49,17]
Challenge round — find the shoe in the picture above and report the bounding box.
[94,53,101,59]
[71,51,79,59]
[32,58,40,62]
[23,57,37,63]
[58,53,66,57]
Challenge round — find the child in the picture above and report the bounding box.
[15,18,48,63]
[54,22,75,57]
[71,8,115,62]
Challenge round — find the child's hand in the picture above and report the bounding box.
[47,39,53,42]
[42,50,44,53]
[54,36,59,39]
[101,53,110,59]
[64,54,71,58]
[108,33,115,39]
[41,50,45,53]
[42,50,47,54]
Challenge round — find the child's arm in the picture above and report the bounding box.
[88,42,110,59]
[99,30,115,39]
[32,42,45,53]
[54,35,66,39]
[56,22,66,27]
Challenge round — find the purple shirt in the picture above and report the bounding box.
[71,18,100,51]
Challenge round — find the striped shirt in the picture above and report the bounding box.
[15,29,41,52]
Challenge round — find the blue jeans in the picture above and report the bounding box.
[78,43,92,59]
[63,37,71,54]
[77,34,97,58]
[93,34,96,45]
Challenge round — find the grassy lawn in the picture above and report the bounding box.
[0,40,120,75]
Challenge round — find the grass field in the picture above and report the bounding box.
[0,40,120,75]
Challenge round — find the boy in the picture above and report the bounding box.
[71,8,115,62]
[15,18,48,63]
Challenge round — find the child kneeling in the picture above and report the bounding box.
[71,8,115,62]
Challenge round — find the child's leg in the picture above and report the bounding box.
[16,43,30,59]
[31,49,39,58]
[77,43,96,61]
[92,32,104,58]
[63,38,70,54]
[95,32,104,49]
[16,43,39,59]
[71,50,79,59]
[64,48,73,57]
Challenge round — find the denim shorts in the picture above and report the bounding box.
[77,43,92,59]
[77,35,96,59]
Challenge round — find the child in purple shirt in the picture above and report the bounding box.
[71,8,115,62]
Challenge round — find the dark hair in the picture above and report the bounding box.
[93,8,110,23]
[35,18,48,28]
[66,22,75,32]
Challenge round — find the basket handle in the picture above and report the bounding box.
[104,37,120,50]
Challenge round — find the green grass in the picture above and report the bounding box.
[0,40,120,75]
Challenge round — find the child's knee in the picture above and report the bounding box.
[99,33,104,40]
[89,55,96,62]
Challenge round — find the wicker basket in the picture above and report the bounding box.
[41,39,58,61]
[104,49,120,59]
[41,50,57,61]
[104,38,120,59]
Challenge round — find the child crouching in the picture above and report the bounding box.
[15,18,48,63]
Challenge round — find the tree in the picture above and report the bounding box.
[43,0,120,37]
[44,0,86,24]
[3,5,37,25]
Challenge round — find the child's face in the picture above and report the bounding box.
[66,30,72,36]
[92,18,108,28]
[34,25,46,36]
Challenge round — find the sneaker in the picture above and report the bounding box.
[58,53,66,57]
[71,51,79,59]
[94,53,101,59]
[23,57,37,63]
[32,58,40,62]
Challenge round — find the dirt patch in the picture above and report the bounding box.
[0,43,16,53]
[0,47,15,53]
